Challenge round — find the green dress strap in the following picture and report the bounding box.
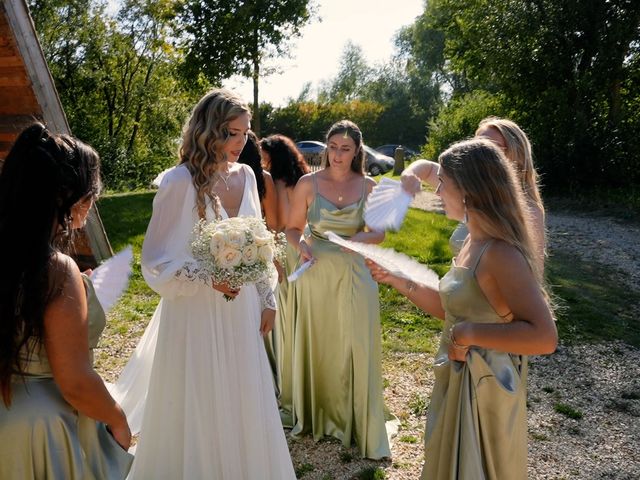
[470,239,494,273]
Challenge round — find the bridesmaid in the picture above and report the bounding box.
[285,120,390,459]
[259,134,310,419]
[367,138,557,479]
[239,130,278,231]
[0,124,132,479]
[402,117,545,267]
[260,134,310,232]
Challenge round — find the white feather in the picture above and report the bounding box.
[90,246,134,313]
[364,178,413,232]
[325,231,439,289]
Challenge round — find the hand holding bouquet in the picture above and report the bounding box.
[191,217,285,300]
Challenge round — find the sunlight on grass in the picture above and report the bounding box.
[379,208,457,354]
[547,251,640,347]
[94,190,640,375]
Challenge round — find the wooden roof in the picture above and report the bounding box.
[0,0,112,268]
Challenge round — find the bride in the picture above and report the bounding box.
[111,88,296,479]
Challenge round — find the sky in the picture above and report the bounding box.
[223,0,425,106]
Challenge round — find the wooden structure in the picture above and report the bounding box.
[0,0,112,268]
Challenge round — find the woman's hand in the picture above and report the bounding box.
[108,408,132,450]
[298,238,314,263]
[260,308,276,335]
[447,343,470,362]
[365,259,398,287]
[400,173,422,196]
[274,259,285,283]
[447,323,470,362]
[212,282,240,298]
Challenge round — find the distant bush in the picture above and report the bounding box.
[422,91,509,160]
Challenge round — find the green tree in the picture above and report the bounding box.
[30,0,198,189]
[182,0,315,135]
[318,41,373,102]
[414,0,640,188]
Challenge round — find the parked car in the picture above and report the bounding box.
[295,140,326,167]
[374,144,419,160]
[363,145,394,176]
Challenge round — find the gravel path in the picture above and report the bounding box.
[97,192,640,479]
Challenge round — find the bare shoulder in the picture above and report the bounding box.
[262,170,275,186]
[48,252,84,302]
[296,173,315,191]
[482,240,530,275]
[50,252,80,279]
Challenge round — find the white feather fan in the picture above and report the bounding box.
[90,246,134,313]
[325,231,439,289]
[364,178,413,232]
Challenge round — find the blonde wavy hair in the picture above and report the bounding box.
[179,88,251,219]
[476,117,544,214]
[439,138,543,284]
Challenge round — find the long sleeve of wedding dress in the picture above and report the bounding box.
[141,166,211,298]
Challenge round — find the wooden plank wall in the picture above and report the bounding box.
[0,4,42,162]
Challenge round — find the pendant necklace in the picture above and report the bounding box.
[215,170,231,191]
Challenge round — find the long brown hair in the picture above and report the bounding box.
[476,117,544,214]
[0,123,101,406]
[179,88,251,219]
[439,138,542,284]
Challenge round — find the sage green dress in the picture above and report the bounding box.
[275,241,300,423]
[0,275,133,480]
[422,241,528,480]
[286,173,390,459]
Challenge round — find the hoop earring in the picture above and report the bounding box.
[462,197,468,224]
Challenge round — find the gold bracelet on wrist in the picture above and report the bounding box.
[448,324,467,349]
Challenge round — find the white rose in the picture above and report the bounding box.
[258,244,274,262]
[227,230,246,249]
[254,231,272,246]
[218,246,242,269]
[209,231,226,257]
[242,244,259,265]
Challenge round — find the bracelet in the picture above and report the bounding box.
[448,324,467,349]
[406,280,417,294]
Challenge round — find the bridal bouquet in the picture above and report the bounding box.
[191,217,285,300]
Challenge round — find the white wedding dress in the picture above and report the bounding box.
[111,164,295,479]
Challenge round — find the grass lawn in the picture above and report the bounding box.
[95,189,640,377]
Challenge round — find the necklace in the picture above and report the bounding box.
[214,170,232,191]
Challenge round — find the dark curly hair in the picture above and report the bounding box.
[238,131,266,200]
[0,123,102,406]
[260,134,310,187]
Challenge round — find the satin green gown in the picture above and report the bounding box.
[275,241,299,423]
[422,241,528,480]
[0,275,133,480]
[285,173,390,459]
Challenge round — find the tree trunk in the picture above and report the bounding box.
[252,56,260,136]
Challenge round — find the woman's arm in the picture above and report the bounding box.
[366,259,445,320]
[453,242,557,355]
[44,254,131,449]
[261,171,279,232]
[285,175,314,262]
[401,159,439,194]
